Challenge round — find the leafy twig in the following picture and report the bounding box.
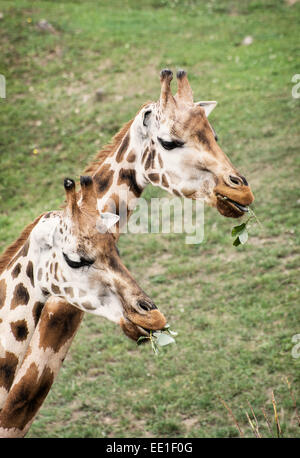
[137,324,177,355]
[231,208,262,246]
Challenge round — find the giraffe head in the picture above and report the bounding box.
[31,176,166,341]
[135,69,254,218]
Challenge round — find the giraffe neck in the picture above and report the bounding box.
[0,235,46,409]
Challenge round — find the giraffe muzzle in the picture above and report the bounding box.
[120,309,167,342]
[214,177,254,218]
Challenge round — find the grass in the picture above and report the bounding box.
[0,0,299,438]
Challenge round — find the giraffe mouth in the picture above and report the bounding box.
[120,309,166,342]
[217,194,249,212]
[119,317,150,341]
[216,194,249,218]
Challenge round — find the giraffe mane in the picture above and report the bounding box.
[0,213,45,275]
[83,102,153,176]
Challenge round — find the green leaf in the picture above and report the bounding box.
[233,237,241,246]
[156,333,176,347]
[238,228,248,244]
[231,223,246,237]
[137,336,149,345]
[153,331,162,338]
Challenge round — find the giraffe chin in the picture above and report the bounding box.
[120,310,167,342]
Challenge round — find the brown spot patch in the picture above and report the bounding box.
[94,164,114,198]
[37,268,43,281]
[12,263,21,279]
[117,168,142,197]
[0,362,54,430]
[116,132,130,163]
[38,300,83,352]
[26,261,34,287]
[51,283,61,294]
[105,193,120,216]
[142,147,149,164]
[32,301,44,327]
[10,319,29,342]
[126,150,136,163]
[0,351,19,392]
[54,262,58,281]
[0,278,7,309]
[149,173,160,183]
[64,287,74,298]
[158,153,164,168]
[11,283,30,309]
[144,151,153,170]
[82,301,96,310]
[162,174,169,188]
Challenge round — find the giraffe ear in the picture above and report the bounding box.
[142,109,152,129]
[195,101,217,117]
[96,212,120,233]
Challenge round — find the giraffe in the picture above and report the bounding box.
[0,176,166,437]
[0,69,255,437]
[85,68,254,223]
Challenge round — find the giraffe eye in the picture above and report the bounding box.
[158,137,184,150]
[63,253,94,269]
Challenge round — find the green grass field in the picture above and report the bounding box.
[0,0,299,438]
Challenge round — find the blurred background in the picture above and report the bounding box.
[0,0,299,438]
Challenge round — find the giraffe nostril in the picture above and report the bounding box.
[229,175,243,186]
[137,300,157,311]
